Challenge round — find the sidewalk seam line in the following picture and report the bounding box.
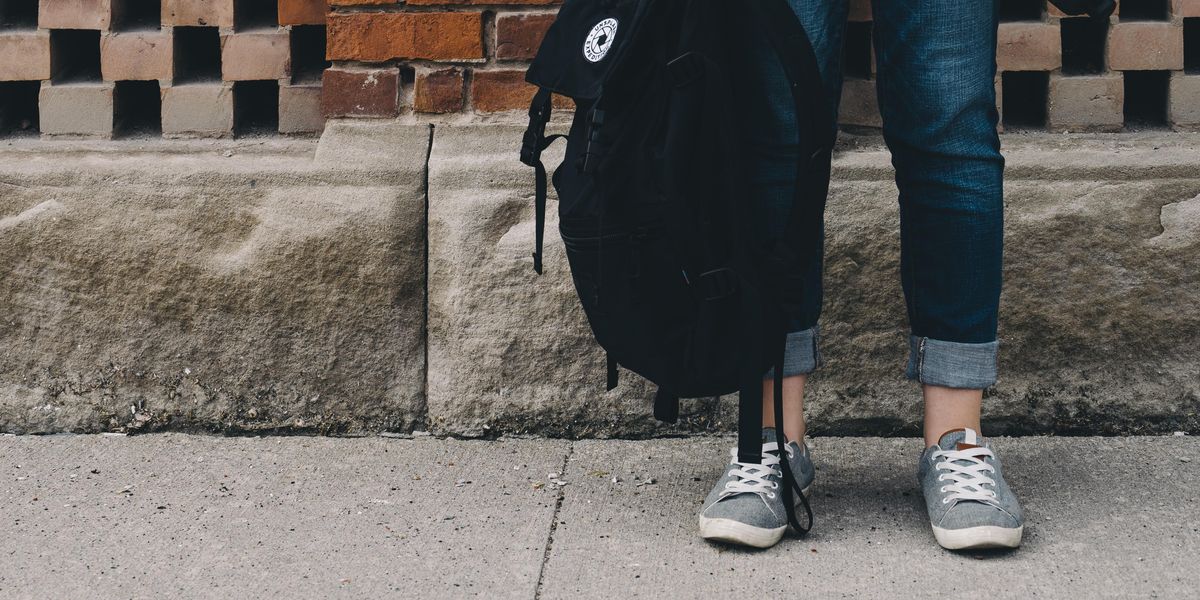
[533,441,574,600]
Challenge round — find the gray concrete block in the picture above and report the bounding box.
[1048,74,1124,132]
[0,130,430,434]
[279,83,324,134]
[38,81,114,137]
[1170,73,1200,129]
[162,83,233,138]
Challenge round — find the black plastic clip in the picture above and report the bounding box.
[667,52,704,87]
[580,108,607,175]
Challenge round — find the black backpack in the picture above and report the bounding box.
[519,0,834,533]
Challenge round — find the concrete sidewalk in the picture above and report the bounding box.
[1,434,1197,599]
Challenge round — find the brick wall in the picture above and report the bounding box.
[3,0,1200,138]
[324,0,1200,131]
[0,0,331,138]
[323,0,562,117]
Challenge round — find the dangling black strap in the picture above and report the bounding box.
[654,388,679,424]
[606,353,619,391]
[520,88,566,275]
[774,337,814,535]
[736,298,764,467]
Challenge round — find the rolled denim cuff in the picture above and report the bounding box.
[905,335,998,389]
[764,326,821,380]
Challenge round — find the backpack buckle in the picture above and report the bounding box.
[667,52,704,87]
[696,268,738,301]
[520,120,547,167]
[581,108,607,175]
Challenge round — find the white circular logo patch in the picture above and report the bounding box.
[583,18,619,63]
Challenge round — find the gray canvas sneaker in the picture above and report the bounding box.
[698,428,815,549]
[919,428,1024,550]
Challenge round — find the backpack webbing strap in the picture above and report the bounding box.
[520,87,566,274]
[736,291,764,466]
[654,388,679,424]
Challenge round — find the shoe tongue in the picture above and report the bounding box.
[937,428,985,451]
[761,427,778,444]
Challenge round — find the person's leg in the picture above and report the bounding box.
[923,386,982,447]
[749,0,848,444]
[870,0,1004,430]
[871,0,1023,550]
[698,0,846,549]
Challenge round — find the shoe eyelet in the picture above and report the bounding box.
[767,493,776,499]
[942,498,950,504]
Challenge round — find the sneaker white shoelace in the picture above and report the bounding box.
[719,442,794,500]
[932,445,999,505]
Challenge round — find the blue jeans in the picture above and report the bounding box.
[746,0,1004,389]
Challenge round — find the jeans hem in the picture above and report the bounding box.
[764,326,821,380]
[905,335,998,389]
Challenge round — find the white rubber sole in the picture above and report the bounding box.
[698,485,812,549]
[932,525,1024,550]
[698,517,787,549]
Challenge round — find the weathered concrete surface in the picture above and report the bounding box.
[0,125,429,434]
[2,128,1198,436]
[540,436,1200,599]
[0,434,568,599]
[1,434,1196,598]
[427,125,661,439]
[429,128,1200,437]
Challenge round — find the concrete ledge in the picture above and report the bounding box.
[2,127,1199,436]
[428,127,1200,437]
[0,128,429,434]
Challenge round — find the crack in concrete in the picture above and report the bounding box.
[419,123,435,432]
[533,441,574,600]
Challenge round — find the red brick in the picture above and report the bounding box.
[39,0,111,30]
[404,0,559,4]
[496,13,555,61]
[221,30,291,81]
[279,0,326,26]
[101,32,172,81]
[415,68,465,114]
[0,32,51,82]
[472,69,542,112]
[1173,0,1200,17]
[997,22,1061,72]
[1108,22,1184,71]
[164,0,234,28]
[327,12,484,61]
[322,67,400,117]
[1049,2,1118,16]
